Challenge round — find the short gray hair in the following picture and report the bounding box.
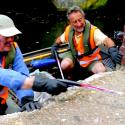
[66,5,85,20]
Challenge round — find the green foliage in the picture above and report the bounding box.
[81,0,108,10]
[52,0,108,11]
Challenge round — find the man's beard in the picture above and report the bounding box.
[73,26,84,33]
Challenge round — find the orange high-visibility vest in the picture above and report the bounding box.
[65,21,102,67]
[0,42,17,105]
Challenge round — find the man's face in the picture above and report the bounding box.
[0,35,14,52]
[69,11,85,33]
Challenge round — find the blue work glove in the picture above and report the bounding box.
[51,43,59,58]
[108,46,123,64]
[20,96,41,112]
[32,74,67,95]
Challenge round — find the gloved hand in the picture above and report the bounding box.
[108,46,123,64]
[32,74,67,95]
[20,96,41,112]
[51,43,59,58]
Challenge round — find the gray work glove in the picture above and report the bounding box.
[20,96,41,112]
[108,46,123,64]
[32,74,67,95]
[51,43,59,58]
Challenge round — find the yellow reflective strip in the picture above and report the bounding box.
[24,48,68,62]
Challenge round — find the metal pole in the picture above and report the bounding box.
[58,79,124,95]
[54,50,65,80]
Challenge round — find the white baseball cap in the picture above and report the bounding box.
[0,14,22,37]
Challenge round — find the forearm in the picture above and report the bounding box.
[55,36,62,44]
[103,37,115,48]
[21,76,35,89]
[94,29,115,47]
[55,33,65,44]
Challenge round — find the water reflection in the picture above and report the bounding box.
[17,12,124,54]
[4,5,123,54]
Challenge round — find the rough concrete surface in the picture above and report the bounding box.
[1,67,125,125]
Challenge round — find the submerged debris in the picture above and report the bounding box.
[1,68,125,125]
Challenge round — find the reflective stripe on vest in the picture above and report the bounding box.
[0,42,16,105]
[78,25,101,67]
[79,47,101,67]
[65,22,102,67]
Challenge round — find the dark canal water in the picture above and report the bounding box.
[0,0,124,54]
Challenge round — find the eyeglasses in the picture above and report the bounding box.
[0,36,14,43]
